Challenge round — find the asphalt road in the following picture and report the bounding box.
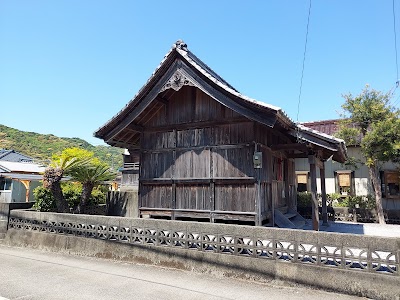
[0,244,363,300]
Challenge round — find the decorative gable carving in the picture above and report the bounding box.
[160,69,195,93]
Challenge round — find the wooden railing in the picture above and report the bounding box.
[122,162,140,170]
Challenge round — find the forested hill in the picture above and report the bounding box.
[0,124,123,168]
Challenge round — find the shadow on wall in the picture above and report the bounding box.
[301,211,365,234]
[106,191,139,218]
[320,222,365,235]
[107,191,127,217]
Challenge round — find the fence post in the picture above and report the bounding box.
[0,203,10,237]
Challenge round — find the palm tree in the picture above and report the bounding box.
[42,156,82,213]
[70,164,116,213]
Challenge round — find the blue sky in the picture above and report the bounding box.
[1,0,399,146]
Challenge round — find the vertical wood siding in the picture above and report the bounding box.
[141,152,173,179]
[137,86,294,222]
[175,185,211,210]
[175,149,210,178]
[141,185,172,208]
[215,184,255,212]
[213,147,254,178]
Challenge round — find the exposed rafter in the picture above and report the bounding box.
[271,143,309,152]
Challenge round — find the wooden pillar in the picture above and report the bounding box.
[138,134,144,219]
[255,168,262,226]
[308,155,319,231]
[171,129,177,220]
[210,147,215,223]
[254,143,262,226]
[320,161,329,226]
[284,159,290,207]
[20,180,31,202]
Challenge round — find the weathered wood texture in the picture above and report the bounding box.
[121,171,139,187]
[141,87,243,128]
[254,123,296,212]
[136,86,295,224]
[141,185,172,208]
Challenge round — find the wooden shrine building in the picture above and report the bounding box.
[95,40,347,229]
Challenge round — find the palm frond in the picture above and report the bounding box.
[69,164,116,185]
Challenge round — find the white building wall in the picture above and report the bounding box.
[354,178,369,196]
[11,181,25,202]
[295,146,400,209]
[9,180,41,203]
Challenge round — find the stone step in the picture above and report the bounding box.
[274,209,296,229]
[283,212,297,219]
[276,206,288,214]
[274,208,307,229]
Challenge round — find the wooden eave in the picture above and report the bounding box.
[287,126,348,163]
[94,50,180,141]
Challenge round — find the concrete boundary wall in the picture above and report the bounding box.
[0,203,34,236]
[4,210,400,300]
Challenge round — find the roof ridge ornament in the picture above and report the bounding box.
[174,39,188,51]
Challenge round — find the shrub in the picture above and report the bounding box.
[90,187,107,205]
[62,182,82,210]
[33,186,56,212]
[333,197,348,207]
[362,195,376,209]
[297,192,312,207]
[298,192,343,208]
[332,195,376,209]
[326,193,342,206]
[33,183,108,212]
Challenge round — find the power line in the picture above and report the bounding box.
[296,0,312,124]
[392,92,400,107]
[389,0,400,108]
[393,0,399,87]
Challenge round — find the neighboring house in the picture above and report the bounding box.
[0,151,45,203]
[295,119,400,210]
[94,40,347,227]
[0,149,33,162]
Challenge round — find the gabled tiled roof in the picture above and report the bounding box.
[180,43,284,113]
[0,161,45,173]
[292,120,348,162]
[301,119,340,136]
[93,40,347,162]
[0,149,33,162]
[94,40,293,140]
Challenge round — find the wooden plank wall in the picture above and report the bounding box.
[139,86,257,220]
[137,86,298,223]
[255,123,294,212]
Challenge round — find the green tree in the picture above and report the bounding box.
[42,147,115,214]
[56,147,115,213]
[53,147,98,164]
[0,124,123,167]
[337,85,400,224]
[42,156,82,213]
[70,164,116,213]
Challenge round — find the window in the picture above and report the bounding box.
[296,172,308,192]
[335,171,354,196]
[0,177,12,190]
[384,171,400,198]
